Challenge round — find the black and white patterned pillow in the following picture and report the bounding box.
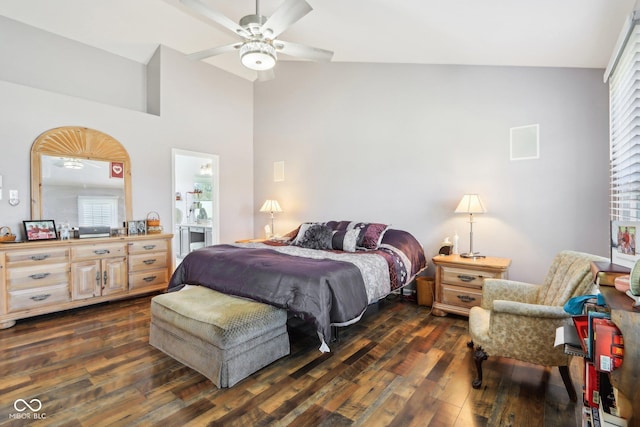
[295,224,333,250]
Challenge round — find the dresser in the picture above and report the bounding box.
[431,254,511,317]
[0,234,173,329]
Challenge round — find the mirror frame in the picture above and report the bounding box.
[30,126,132,222]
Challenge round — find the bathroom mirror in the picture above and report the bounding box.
[30,126,132,226]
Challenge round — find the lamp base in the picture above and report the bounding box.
[460,252,486,259]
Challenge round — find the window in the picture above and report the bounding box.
[77,196,119,228]
[608,14,640,221]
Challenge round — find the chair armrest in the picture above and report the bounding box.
[493,300,570,319]
[480,302,572,366]
[481,279,541,309]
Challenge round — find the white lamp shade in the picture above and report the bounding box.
[259,199,282,213]
[454,194,486,214]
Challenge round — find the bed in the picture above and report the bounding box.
[168,221,427,351]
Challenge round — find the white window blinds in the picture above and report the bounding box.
[77,196,119,228]
[610,22,640,221]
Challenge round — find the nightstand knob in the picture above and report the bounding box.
[457,295,476,303]
[458,274,477,282]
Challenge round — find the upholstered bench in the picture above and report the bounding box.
[149,285,289,388]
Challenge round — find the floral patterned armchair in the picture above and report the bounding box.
[467,250,607,400]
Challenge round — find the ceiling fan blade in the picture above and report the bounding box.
[276,40,333,62]
[257,68,276,82]
[187,43,241,61]
[180,0,249,37]
[260,0,312,39]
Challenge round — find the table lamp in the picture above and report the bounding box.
[259,199,282,238]
[454,194,486,258]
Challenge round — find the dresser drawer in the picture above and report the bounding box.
[128,239,168,254]
[129,252,167,272]
[8,283,70,312]
[441,284,482,310]
[442,266,499,288]
[6,248,69,266]
[7,262,70,291]
[129,269,168,290]
[72,243,127,260]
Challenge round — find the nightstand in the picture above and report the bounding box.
[431,254,511,317]
[235,238,267,243]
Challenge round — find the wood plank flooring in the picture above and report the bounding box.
[0,294,582,426]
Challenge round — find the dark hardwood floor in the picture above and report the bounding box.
[0,294,582,426]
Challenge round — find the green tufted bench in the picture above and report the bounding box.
[149,285,289,388]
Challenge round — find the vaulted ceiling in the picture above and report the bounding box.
[0,0,635,80]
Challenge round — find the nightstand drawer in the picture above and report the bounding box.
[441,284,482,309]
[442,266,499,288]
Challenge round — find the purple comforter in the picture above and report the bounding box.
[168,245,368,348]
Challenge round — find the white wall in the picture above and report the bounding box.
[0,16,147,112]
[253,62,610,283]
[0,21,254,247]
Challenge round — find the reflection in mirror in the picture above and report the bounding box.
[41,155,125,227]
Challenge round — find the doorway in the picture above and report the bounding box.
[171,149,220,264]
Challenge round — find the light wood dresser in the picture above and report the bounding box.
[0,233,173,329]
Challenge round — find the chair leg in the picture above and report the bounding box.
[558,365,577,402]
[467,341,487,389]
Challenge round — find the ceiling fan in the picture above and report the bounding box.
[181,0,333,80]
[53,157,102,170]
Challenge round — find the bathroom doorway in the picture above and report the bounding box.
[172,149,220,264]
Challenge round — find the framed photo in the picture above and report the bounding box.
[611,220,640,268]
[23,220,57,241]
[127,220,138,236]
[136,220,147,235]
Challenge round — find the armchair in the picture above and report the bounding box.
[467,250,607,401]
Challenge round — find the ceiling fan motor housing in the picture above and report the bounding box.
[239,14,269,37]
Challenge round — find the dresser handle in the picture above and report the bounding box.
[30,294,51,302]
[457,275,478,282]
[143,275,157,283]
[143,245,156,250]
[29,273,50,280]
[457,295,476,303]
[143,259,156,265]
[31,254,49,261]
[94,249,110,255]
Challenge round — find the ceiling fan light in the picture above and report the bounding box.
[240,41,276,71]
[62,158,84,169]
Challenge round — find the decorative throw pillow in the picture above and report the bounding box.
[324,220,352,232]
[353,222,389,249]
[292,222,316,245]
[331,229,359,252]
[295,224,333,250]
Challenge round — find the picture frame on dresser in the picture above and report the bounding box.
[127,220,138,235]
[136,220,147,235]
[610,220,640,268]
[23,219,57,241]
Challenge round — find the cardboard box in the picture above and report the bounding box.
[416,276,434,306]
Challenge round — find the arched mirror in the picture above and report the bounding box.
[30,126,132,227]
